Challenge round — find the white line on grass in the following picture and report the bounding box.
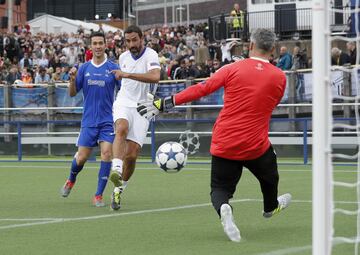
[0,199,244,230]
[255,237,348,255]
[0,165,357,173]
[0,198,356,255]
[0,218,62,221]
[0,198,358,229]
[256,245,312,255]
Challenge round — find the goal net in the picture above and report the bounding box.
[312,0,360,254]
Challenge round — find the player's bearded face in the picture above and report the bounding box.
[125,32,143,57]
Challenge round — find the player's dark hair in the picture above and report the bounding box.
[90,31,106,43]
[124,25,143,38]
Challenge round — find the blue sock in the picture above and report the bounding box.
[95,161,111,196]
[68,158,84,183]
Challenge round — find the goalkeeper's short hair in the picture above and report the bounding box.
[250,28,276,53]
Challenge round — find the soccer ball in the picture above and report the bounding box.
[179,131,200,155]
[156,141,187,172]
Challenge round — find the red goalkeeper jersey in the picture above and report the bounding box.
[174,57,286,160]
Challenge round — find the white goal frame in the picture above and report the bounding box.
[312,0,333,255]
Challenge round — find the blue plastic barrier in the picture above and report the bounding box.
[11,87,48,112]
[55,87,83,113]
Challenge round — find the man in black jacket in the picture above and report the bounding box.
[346,41,357,65]
[331,47,351,66]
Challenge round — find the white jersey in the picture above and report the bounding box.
[116,47,160,107]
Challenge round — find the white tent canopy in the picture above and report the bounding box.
[28,14,122,34]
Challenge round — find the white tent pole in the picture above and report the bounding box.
[7,0,13,33]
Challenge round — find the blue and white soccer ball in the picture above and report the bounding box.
[155,141,187,172]
[179,131,200,155]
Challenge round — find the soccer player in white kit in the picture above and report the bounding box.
[110,25,160,210]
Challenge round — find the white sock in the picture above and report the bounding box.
[122,181,128,190]
[114,181,128,193]
[112,158,123,174]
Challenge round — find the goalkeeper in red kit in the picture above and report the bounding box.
[137,28,292,242]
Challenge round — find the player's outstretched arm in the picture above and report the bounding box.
[137,93,175,120]
[112,69,160,84]
[68,66,78,97]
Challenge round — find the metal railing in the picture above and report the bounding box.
[208,6,351,42]
[0,116,358,165]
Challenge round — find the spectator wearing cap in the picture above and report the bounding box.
[34,67,50,84]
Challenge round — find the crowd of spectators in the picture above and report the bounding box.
[330,42,359,66]
[0,21,335,87]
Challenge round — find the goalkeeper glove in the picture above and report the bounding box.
[137,94,175,120]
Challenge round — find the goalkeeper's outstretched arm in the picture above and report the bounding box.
[137,65,229,120]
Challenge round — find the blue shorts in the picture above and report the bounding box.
[77,125,114,148]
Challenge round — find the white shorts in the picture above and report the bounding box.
[113,101,149,147]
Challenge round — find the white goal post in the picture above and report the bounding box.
[312,0,333,255]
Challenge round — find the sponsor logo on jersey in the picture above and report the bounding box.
[255,63,264,71]
[85,72,90,77]
[88,79,106,87]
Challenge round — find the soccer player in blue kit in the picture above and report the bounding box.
[60,31,121,207]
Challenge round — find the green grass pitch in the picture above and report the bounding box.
[0,160,357,255]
